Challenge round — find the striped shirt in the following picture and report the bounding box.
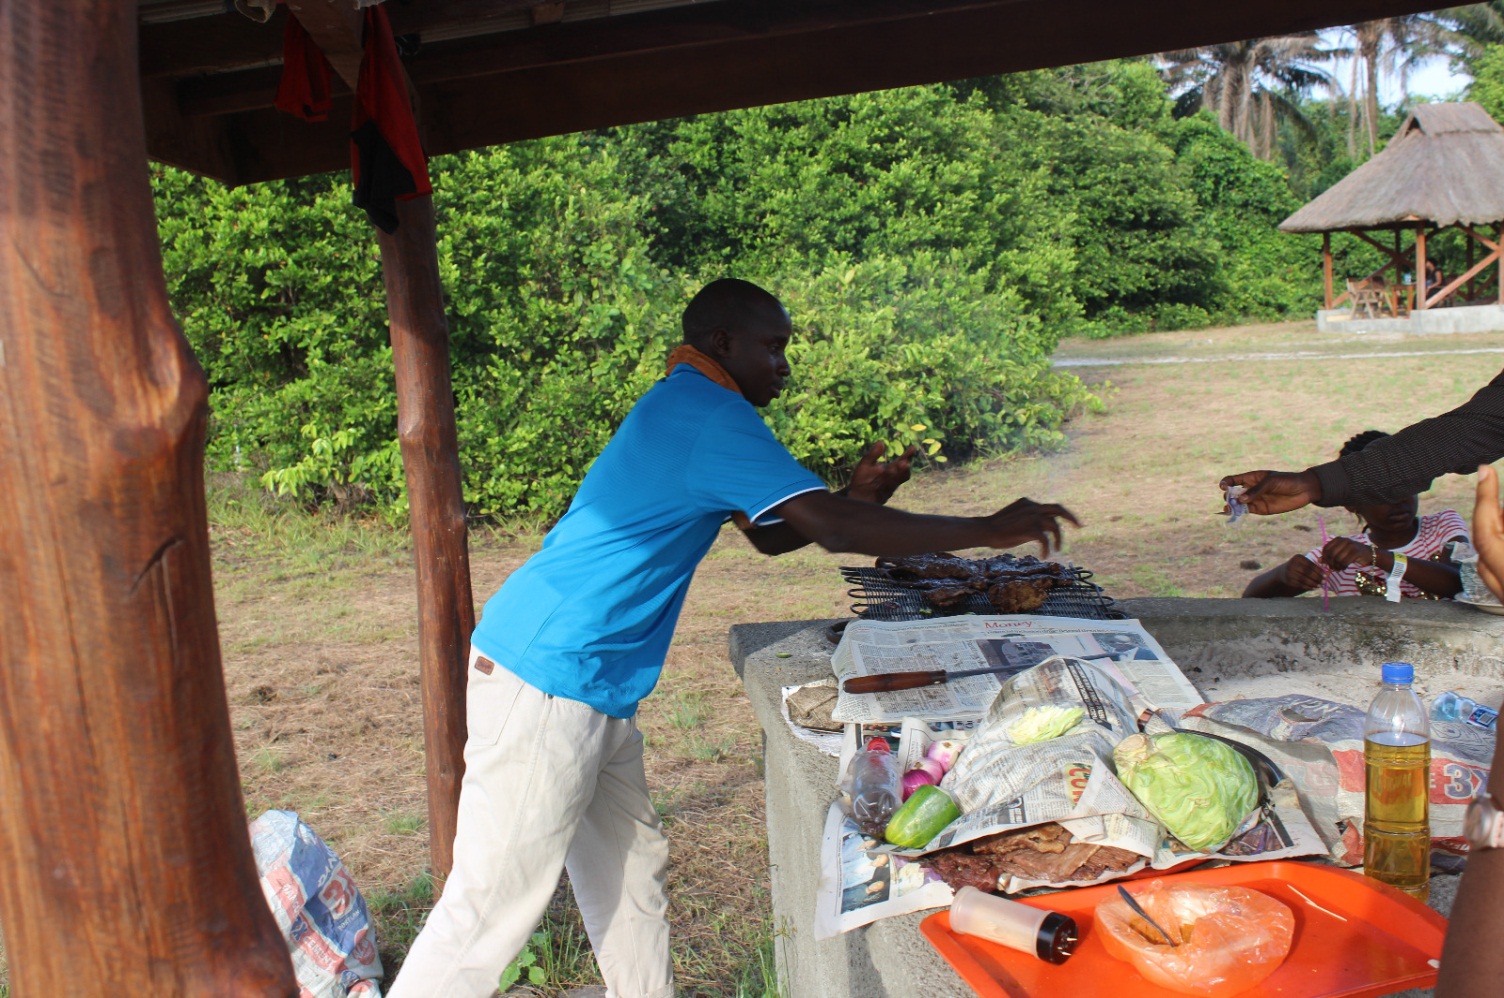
[1302,509,1470,598]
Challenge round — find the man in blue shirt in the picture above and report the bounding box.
[390,279,1078,998]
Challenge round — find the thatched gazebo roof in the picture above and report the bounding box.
[1281,101,1504,233]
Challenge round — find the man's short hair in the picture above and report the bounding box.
[682,278,787,346]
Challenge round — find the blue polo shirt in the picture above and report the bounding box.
[470,366,827,717]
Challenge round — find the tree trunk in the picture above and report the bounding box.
[376,196,475,879]
[0,3,297,995]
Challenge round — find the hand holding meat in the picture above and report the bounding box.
[984,498,1080,556]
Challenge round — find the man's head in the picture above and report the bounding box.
[682,278,792,407]
[1341,430,1421,531]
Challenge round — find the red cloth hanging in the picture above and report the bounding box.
[274,10,333,122]
[351,5,431,233]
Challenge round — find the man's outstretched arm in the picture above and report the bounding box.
[741,442,918,556]
[773,491,1077,558]
[1221,368,1504,515]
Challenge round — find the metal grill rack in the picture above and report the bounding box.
[840,565,1123,622]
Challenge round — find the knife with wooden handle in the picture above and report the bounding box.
[840,653,1116,694]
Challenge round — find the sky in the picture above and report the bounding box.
[1319,27,1472,105]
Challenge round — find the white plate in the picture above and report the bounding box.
[1456,592,1504,614]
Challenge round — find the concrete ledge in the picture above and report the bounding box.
[1317,304,1504,334]
[732,598,1504,998]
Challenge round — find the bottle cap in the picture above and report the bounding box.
[865,736,891,753]
[1381,662,1414,684]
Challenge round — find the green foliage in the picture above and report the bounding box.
[498,932,549,992]
[155,59,1336,519]
[1470,44,1504,123]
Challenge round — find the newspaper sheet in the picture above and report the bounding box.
[1181,694,1494,862]
[814,657,1327,934]
[813,803,955,940]
[829,615,1202,725]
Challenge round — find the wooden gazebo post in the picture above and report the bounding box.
[285,1,473,877]
[0,2,296,994]
[1415,223,1429,310]
[1322,232,1334,309]
[377,197,474,878]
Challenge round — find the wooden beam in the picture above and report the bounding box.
[375,196,475,878]
[149,0,1461,183]
[0,1,296,994]
[1351,229,1409,274]
[1425,244,1501,309]
[285,0,365,90]
[140,75,242,183]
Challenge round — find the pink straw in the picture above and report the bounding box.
[1317,514,1331,612]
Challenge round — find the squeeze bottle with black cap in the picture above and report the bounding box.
[949,887,1077,964]
[1364,661,1431,900]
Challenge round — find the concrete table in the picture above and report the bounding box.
[730,598,1504,998]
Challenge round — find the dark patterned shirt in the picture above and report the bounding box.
[1313,367,1504,506]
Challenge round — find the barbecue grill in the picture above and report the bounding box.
[840,564,1123,621]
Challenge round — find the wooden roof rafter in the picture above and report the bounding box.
[143,0,1464,186]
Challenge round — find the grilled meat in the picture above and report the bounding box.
[926,823,1141,891]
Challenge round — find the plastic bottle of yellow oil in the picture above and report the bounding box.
[1364,661,1431,901]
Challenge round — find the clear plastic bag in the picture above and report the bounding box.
[1095,881,1294,996]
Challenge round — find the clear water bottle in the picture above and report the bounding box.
[845,736,900,837]
[1432,691,1499,732]
[1364,662,1431,900]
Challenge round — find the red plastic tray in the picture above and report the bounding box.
[920,861,1446,998]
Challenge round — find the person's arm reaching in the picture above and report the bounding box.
[1437,468,1504,997]
[1221,368,1504,514]
[1436,707,1504,998]
[1242,554,1324,598]
[741,442,918,556]
[773,492,1078,558]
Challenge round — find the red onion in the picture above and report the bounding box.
[926,739,964,773]
[901,766,938,800]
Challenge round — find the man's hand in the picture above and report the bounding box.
[1279,554,1326,590]
[1219,470,1323,515]
[983,498,1081,556]
[845,442,918,506]
[1474,465,1504,599]
[1322,537,1373,572]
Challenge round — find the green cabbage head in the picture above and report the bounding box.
[1114,732,1259,852]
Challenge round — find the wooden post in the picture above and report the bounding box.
[376,196,474,878]
[0,3,296,995]
[1416,224,1429,310]
[1322,232,1334,310]
[1467,225,1476,304]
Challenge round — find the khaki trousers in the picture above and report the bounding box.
[388,651,674,998]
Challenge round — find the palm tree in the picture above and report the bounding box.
[1344,9,1503,158]
[1161,35,1339,161]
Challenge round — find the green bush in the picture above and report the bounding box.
[155,61,1335,520]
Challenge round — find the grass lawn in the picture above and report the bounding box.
[1,320,1500,996]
